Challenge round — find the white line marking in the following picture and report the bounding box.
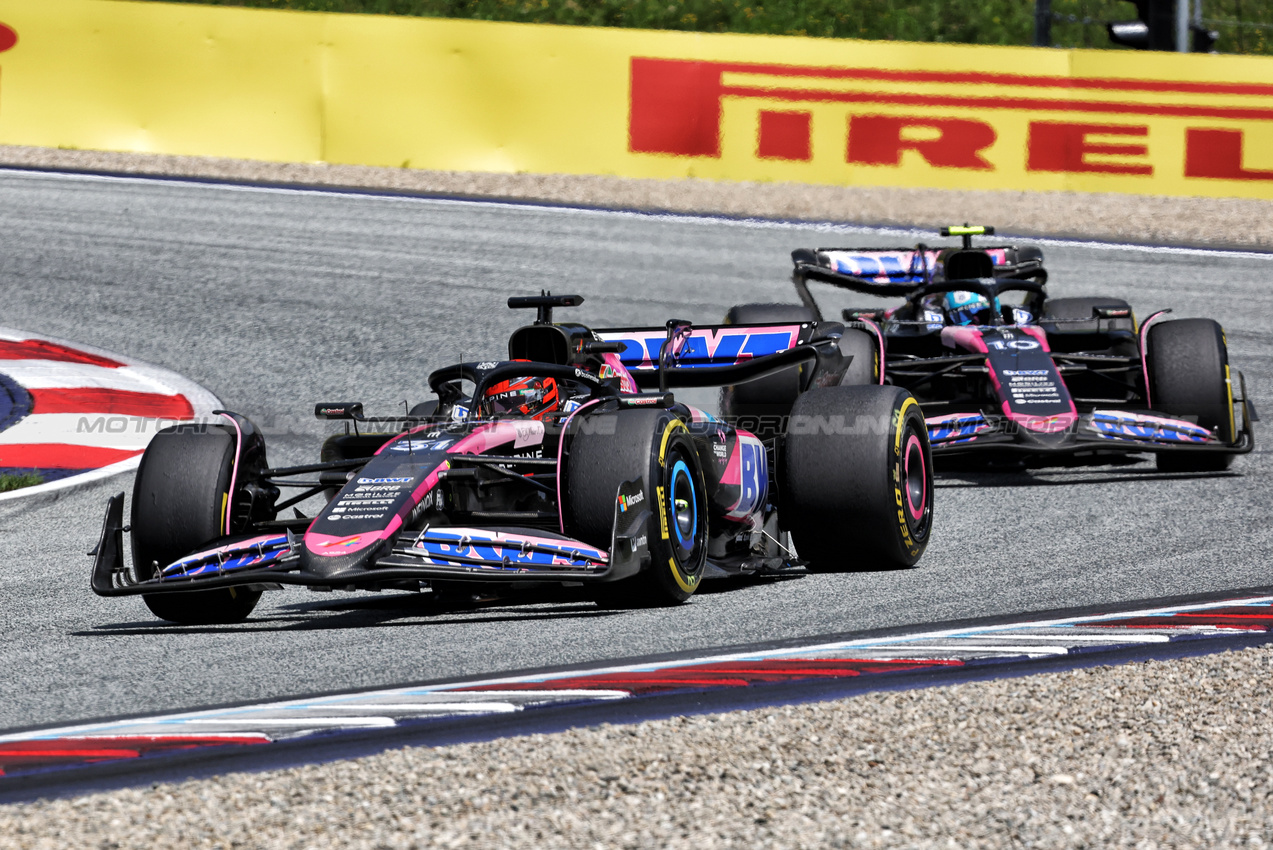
[953,634,1171,643]
[433,690,629,699]
[850,645,1071,656]
[182,718,398,728]
[311,703,521,713]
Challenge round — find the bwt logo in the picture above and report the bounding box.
[627,57,1273,182]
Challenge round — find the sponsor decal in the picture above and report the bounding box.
[514,421,542,445]
[927,413,992,443]
[603,327,801,370]
[358,477,412,484]
[618,490,645,512]
[320,535,364,548]
[7,5,1273,204]
[389,439,453,452]
[410,529,607,569]
[986,337,1040,351]
[628,55,1273,198]
[1005,372,1064,406]
[1089,410,1213,444]
[476,362,498,370]
[656,485,668,539]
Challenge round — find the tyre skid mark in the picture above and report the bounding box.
[4,594,1273,785]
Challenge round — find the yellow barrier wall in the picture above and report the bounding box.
[0,0,1271,199]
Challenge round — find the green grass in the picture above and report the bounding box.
[140,0,1273,54]
[0,472,43,492]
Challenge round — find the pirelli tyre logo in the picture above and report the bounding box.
[627,57,1273,186]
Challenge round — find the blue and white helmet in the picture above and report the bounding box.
[943,290,993,325]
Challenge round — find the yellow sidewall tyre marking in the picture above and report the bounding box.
[656,418,702,596]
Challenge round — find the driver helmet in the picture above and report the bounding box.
[943,290,993,326]
[481,375,560,420]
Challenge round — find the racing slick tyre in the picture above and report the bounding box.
[131,424,264,624]
[720,303,815,442]
[837,327,879,386]
[1040,296,1136,354]
[780,385,932,570]
[408,400,439,419]
[1040,296,1132,328]
[1147,318,1235,473]
[565,408,708,606]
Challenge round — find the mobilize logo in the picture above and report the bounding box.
[627,57,1273,182]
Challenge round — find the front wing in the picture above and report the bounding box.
[926,389,1256,459]
[90,479,652,596]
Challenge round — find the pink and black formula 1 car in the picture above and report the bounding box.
[91,294,933,625]
[776,225,1255,472]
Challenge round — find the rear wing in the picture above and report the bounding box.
[790,243,1047,319]
[596,321,834,391]
[794,245,1045,288]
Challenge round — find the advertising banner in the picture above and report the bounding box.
[0,0,1270,199]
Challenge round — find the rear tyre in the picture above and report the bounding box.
[1147,318,1235,473]
[1040,296,1133,329]
[838,328,879,386]
[1040,296,1136,354]
[720,303,815,441]
[132,424,263,624]
[408,399,439,418]
[565,408,708,605]
[781,385,932,570]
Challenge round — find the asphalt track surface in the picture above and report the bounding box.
[0,169,1270,733]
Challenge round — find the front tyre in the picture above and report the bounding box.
[781,385,933,569]
[1148,318,1235,473]
[131,423,264,624]
[565,408,708,605]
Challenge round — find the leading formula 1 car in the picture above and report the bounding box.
[768,225,1255,471]
[91,294,933,624]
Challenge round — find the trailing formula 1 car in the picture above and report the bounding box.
[772,225,1255,472]
[91,294,933,624]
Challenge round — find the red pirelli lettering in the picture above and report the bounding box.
[1185,128,1273,181]
[847,115,996,170]
[1026,122,1153,176]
